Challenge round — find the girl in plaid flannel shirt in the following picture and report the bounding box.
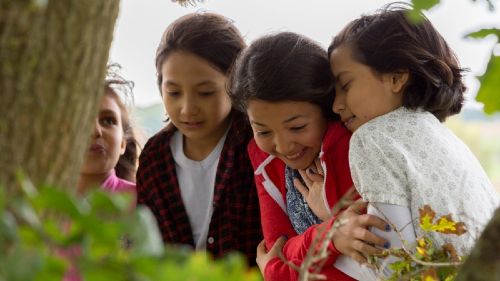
[136,13,262,265]
[229,32,391,281]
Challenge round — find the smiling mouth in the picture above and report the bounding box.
[343,116,355,128]
[284,148,306,160]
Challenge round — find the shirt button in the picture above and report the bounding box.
[207,237,215,244]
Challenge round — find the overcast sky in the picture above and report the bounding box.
[109,0,500,108]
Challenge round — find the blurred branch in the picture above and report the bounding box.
[171,0,204,7]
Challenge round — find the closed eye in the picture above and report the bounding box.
[256,131,271,136]
[290,125,306,131]
[166,91,180,97]
[341,81,351,92]
[199,91,215,97]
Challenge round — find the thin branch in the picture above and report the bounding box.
[296,187,357,281]
[370,203,463,268]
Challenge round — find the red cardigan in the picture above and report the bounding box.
[248,121,356,281]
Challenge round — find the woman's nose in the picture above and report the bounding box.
[274,135,294,156]
[92,119,102,137]
[332,95,345,114]
[180,96,199,116]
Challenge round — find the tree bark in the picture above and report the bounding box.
[0,0,120,191]
[456,206,500,281]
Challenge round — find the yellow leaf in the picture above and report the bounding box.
[417,246,427,257]
[419,205,436,222]
[433,215,467,235]
[419,205,436,232]
[417,238,427,248]
[420,214,435,232]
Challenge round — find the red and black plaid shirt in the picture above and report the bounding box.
[136,112,262,264]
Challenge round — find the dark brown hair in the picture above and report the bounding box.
[105,64,140,182]
[328,3,466,121]
[155,12,246,93]
[230,32,338,121]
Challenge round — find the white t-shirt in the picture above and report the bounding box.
[336,107,499,280]
[170,129,228,250]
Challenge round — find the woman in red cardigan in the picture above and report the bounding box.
[230,32,390,280]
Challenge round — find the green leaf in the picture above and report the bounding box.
[389,260,411,274]
[86,191,121,215]
[33,256,66,281]
[476,54,500,114]
[411,0,440,10]
[409,0,440,22]
[128,206,164,257]
[0,212,18,243]
[465,28,500,40]
[14,201,41,229]
[32,187,82,219]
[15,170,38,198]
[2,247,43,281]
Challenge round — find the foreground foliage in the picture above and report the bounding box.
[0,176,260,281]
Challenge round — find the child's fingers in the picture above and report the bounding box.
[351,239,384,256]
[358,213,390,233]
[256,239,267,254]
[314,158,324,176]
[294,178,309,197]
[350,251,368,265]
[298,169,312,186]
[347,200,368,214]
[306,169,324,183]
[268,236,287,255]
[342,186,358,202]
[352,225,389,249]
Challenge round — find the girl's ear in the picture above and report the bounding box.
[120,138,126,155]
[390,71,409,94]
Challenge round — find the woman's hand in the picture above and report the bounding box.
[333,199,391,265]
[256,237,287,276]
[295,158,330,221]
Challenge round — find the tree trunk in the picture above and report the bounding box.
[456,206,500,280]
[0,0,120,191]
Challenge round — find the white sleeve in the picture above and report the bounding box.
[334,203,416,280]
[349,129,411,207]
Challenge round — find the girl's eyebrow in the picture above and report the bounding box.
[99,109,118,116]
[164,80,178,86]
[283,115,304,123]
[195,81,216,87]
[250,120,267,127]
[164,80,216,87]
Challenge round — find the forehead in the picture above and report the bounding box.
[329,45,356,75]
[246,99,321,121]
[100,93,122,115]
[161,51,226,85]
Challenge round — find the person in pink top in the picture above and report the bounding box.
[77,64,140,195]
[63,64,140,281]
